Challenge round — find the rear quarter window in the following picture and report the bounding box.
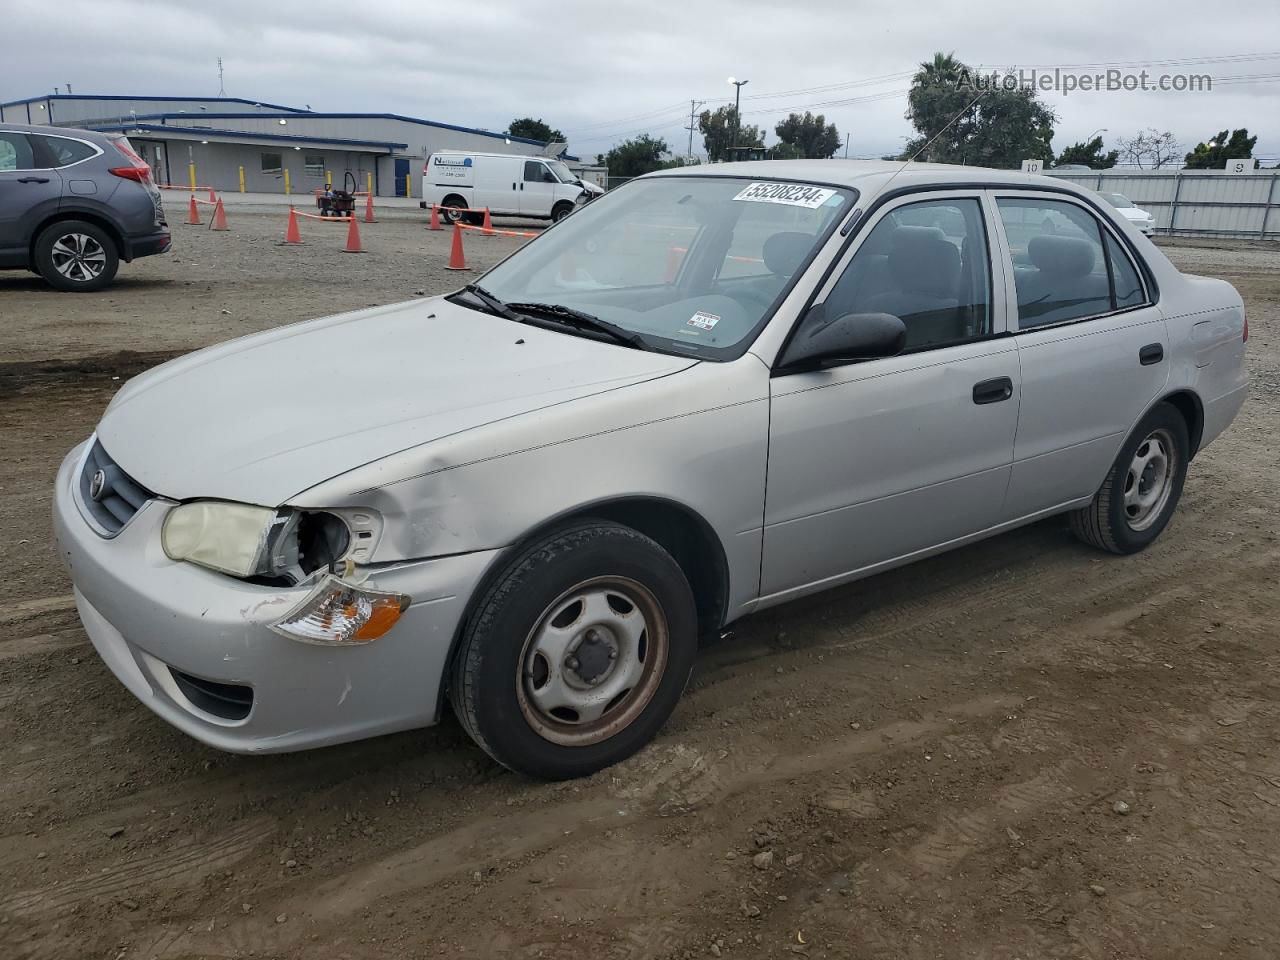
[33,135,98,167]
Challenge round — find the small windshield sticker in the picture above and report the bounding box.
[733,182,837,209]
[688,311,720,330]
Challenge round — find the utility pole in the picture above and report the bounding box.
[217,57,227,97]
[728,78,749,159]
[844,132,850,159]
[685,99,705,160]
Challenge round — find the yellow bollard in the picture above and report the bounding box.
[188,161,197,191]
[238,165,246,193]
[325,170,332,187]
[283,168,291,196]
[366,171,373,196]
[404,172,411,198]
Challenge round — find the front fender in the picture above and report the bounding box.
[292,356,772,619]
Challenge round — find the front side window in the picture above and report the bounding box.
[0,132,35,171]
[304,154,325,177]
[473,176,853,359]
[261,152,282,175]
[997,198,1115,327]
[32,135,97,167]
[820,197,992,351]
[524,161,554,183]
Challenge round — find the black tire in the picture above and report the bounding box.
[449,520,697,779]
[551,202,574,223]
[440,196,469,225]
[34,220,119,292]
[1070,402,1190,554]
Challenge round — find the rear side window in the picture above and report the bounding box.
[1105,232,1146,308]
[997,198,1113,327]
[0,132,35,171]
[32,135,97,167]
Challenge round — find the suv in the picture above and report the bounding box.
[0,123,170,292]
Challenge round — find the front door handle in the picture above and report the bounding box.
[17,176,50,184]
[1139,343,1164,365]
[973,377,1014,405]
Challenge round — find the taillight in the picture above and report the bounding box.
[109,165,151,181]
[108,137,150,183]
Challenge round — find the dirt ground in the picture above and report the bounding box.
[2,217,1279,960]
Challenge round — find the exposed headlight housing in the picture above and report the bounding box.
[162,501,352,581]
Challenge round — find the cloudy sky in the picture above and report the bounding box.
[3,0,1278,162]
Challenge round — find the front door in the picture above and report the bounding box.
[761,192,1019,602]
[394,157,410,197]
[520,159,557,216]
[991,193,1170,519]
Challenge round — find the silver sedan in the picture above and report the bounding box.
[53,160,1247,778]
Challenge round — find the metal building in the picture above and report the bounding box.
[0,93,587,198]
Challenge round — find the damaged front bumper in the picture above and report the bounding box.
[52,440,499,754]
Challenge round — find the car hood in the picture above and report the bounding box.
[97,297,697,505]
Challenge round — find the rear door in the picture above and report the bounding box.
[991,192,1168,519]
[0,131,62,265]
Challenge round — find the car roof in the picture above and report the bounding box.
[0,121,111,141]
[641,158,1094,203]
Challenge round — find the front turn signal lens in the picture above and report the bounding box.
[270,575,410,646]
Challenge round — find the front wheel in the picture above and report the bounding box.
[551,202,575,223]
[34,220,119,292]
[1070,402,1190,554]
[449,521,697,779]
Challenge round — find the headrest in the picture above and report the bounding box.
[1028,235,1095,279]
[887,227,960,297]
[763,232,814,277]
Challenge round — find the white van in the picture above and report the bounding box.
[420,150,603,223]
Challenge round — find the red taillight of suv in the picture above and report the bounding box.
[108,137,151,182]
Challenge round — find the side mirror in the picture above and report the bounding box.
[779,307,906,370]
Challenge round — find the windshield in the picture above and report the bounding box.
[547,160,576,183]
[1101,192,1133,208]
[474,176,853,359]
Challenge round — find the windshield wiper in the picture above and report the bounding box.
[506,301,647,350]
[457,284,520,321]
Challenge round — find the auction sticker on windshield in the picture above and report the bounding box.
[733,182,837,208]
[687,311,720,330]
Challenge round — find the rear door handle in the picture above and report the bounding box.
[1139,343,1164,365]
[17,176,50,184]
[973,377,1014,405]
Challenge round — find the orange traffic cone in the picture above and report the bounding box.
[445,222,468,270]
[480,207,494,237]
[363,191,376,223]
[284,206,303,244]
[209,198,228,231]
[428,203,442,231]
[343,214,364,253]
[207,185,217,203]
[185,195,201,225]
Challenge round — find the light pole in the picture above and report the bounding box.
[1087,127,1108,144]
[727,77,748,159]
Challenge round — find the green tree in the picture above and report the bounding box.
[507,118,564,143]
[1184,128,1258,169]
[770,141,804,160]
[1054,136,1118,169]
[604,135,670,178]
[774,111,840,159]
[699,106,764,162]
[902,52,1055,168]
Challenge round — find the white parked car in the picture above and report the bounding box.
[54,161,1247,779]
[420,149,602,224]
[1100,191,1155,235]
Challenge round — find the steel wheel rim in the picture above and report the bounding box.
[50,233,107,282]
[445,205,464,223]
[1123,428,1176,531]
[516,576,668,747]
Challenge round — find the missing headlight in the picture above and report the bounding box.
[248,511,351,587]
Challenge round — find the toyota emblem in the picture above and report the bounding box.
[89,469,107,501]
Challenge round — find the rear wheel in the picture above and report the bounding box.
[1070,402,1189,554]
[449,521,697,779]
[34,220,119,292]
[440,195,469,225]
